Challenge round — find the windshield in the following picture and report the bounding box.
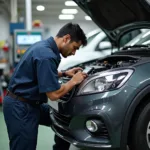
[86,29,101,44]
[86,31,100,44]
[79,29,101,49]
[125,29,150,46]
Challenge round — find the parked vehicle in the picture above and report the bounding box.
[49,0,150,150]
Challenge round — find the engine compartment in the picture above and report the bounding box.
[79,55,140,75]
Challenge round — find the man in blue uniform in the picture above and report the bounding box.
[3,22,87,150]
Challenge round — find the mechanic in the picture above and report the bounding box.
[3,22,87,150]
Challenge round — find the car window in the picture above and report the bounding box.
[131,31,150,45]
[124,29,150,46]
[120,30,142,47]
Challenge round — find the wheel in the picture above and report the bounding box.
[128,102,150,150]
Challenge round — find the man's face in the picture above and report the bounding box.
[61,35,82,58]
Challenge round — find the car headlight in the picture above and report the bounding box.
[77,69,133,95]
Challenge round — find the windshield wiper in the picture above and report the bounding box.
[121,45,150,50]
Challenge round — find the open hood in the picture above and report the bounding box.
[74,0,150,46]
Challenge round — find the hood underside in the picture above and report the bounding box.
[74,0,150,45]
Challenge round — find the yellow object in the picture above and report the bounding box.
[21,49,26,54]
[0,41,5,48]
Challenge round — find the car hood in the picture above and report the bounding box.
[74,0,150,46]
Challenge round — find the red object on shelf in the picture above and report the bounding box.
[2,43,9,52]
[0,89,7,104]
[0,96,2,104]
[32,20,43,28]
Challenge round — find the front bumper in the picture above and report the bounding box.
[49,85,138,149]
[50,111,112,149]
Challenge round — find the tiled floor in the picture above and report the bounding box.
[0,106,79,150]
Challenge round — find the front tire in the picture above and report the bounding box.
[129,102,150,150]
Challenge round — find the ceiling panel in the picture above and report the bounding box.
[17,0,88,22]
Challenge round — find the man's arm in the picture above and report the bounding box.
[46,79,76,101]
[46,72,86,101]
[58,71,64,77]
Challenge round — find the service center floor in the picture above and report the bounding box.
[0,106,79,150]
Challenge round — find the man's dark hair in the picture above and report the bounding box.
[56,22,87,46]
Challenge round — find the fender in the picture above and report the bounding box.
[120,85,150,150]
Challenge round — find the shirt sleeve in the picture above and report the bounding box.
[36,58,61,93]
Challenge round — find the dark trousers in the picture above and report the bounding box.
[3,95,70,150]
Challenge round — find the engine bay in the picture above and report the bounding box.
[79,55,140,75]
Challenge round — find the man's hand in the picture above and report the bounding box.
[71,71,87,85]
[47,71,87,101]
[65,67,83,77]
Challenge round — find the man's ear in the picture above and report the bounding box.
[63,34,71,43]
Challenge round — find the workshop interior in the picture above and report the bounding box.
[1,0,150,150]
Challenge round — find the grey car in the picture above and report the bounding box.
[48,0,150,150]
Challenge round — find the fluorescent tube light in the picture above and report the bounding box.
[36,5,45,11]
[65,1,77,6]
[59,14,74,20]
[85,16,92,21]
[62,9,78,14]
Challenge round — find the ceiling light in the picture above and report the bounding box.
[65,1,77,6]
[59,14,74,20]
[62,9,78,14]
[85,16,92,21]
[36,5,45,11]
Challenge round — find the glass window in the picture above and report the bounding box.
[87,32,100,44]
[126,29,150,46]
[131,31,150,45]
[120,30,141,47]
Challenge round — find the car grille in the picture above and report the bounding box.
[90,120,109,139]
[59,77,76,102]
[99,122,109,139]
[53,110,71,127]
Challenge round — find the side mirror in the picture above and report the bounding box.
[98,41,111,50]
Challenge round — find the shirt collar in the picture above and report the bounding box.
[47,37,61,60]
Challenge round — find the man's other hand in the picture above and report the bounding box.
[65,67,83,77]
[71,71,87,85]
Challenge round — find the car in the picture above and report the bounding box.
[58,27,141,71]
[48,0,150,150]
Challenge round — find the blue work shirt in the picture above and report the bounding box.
[8,37,61,103]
